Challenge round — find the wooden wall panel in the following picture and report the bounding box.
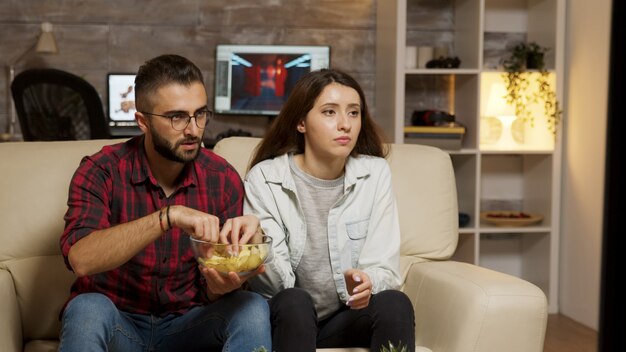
[0,0,376,140]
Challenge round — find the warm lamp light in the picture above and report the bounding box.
[485,83,520,149]
[1,22,59,141]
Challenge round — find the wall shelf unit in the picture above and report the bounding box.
[376,0,565,313]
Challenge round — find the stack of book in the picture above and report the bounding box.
[404,125,466,150]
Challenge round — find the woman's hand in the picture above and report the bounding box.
[219,214,261,245]
[343,269,372,309]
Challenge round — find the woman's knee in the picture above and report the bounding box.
[269,288,316,321]
[371,290,414,320]
[270,288,314,311]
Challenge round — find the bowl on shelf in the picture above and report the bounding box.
[480,211,543,227]
[190,234,272,275]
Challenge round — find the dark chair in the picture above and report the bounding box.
[11,68,110,141]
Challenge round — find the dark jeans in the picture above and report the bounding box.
[269,287,415,352]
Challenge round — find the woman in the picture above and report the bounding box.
[243,68,415,352]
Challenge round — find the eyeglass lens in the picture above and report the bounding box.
[171,110,212,130]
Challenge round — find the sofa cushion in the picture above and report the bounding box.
[386,143,458,260]
[3,255,74,340]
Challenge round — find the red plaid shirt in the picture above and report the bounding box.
[60,136,243,316]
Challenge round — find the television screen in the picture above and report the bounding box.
[107,73,141,136]
[214,44,330,116]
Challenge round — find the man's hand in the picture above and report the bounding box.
[168,205,221,242]
[200,264,266,301]
[344,269,372,309]
[219,214,261,245]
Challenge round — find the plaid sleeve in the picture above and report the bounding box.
[60,155,112,270]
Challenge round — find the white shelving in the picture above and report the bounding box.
[376,0,565,313]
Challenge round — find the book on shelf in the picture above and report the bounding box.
[403,125,465,150]
[403,125,466,135]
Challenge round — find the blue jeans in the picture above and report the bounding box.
[59,291,271,352]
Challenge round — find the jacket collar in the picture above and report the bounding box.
[264,153,369,192]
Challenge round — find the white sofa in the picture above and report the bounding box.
[0,137,547,352]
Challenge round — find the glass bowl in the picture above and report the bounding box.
[189,234,272,275]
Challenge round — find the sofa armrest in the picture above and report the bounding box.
[402,260,547,352]
[0,267,22,352]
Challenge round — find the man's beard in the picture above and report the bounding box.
[150,125,201,163]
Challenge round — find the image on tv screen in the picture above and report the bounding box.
[230,53,305,113]
[214,45,330,116]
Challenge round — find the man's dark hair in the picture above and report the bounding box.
[134,54,204,112]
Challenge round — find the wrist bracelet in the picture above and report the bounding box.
[166,205,172,230]
[159,207,167,232]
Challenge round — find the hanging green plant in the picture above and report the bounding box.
[501,42,562,139]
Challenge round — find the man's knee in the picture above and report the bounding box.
[230,290,270,322]
[63,292,118,322]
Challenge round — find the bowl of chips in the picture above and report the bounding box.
[189,234,272,275]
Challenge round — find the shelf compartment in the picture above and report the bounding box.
[480,153,553,225]
[483,0,559,70]
[479,232,551,298]
[480,72,557,151]
[404,74,478,148]
[406,0,482,69]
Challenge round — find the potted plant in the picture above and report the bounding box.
[380,341,408,352]
[501,41,562,137]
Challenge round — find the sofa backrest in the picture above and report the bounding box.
[0,139,121,341]
[213,137,458,262]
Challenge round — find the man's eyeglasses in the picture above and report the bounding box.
[140,108,213,131]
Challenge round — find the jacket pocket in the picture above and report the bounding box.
[345,219,369,239]
[345,219,370,267]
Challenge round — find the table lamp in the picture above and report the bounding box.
[484,82,521,150]
[1,22,58,141]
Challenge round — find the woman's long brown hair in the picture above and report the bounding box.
[249,68,388,169]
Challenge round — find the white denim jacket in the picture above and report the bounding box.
[243,153,402,303]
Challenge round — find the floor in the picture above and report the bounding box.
[544,314,598,352]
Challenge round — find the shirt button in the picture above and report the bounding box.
[336,270,341,275]
[162,257,167,263]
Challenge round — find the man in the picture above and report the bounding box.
[58,54,271,351]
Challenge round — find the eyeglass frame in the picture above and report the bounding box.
[139,107,213,131]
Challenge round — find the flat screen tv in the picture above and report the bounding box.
[214,44,330,116]
[107,73,141,137]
